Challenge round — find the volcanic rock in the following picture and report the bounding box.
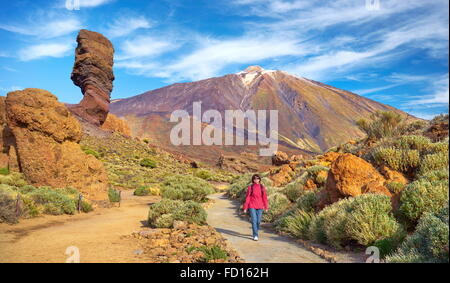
[5,88,109,200]
[70,29,114,126]
[323,153,388,204]
[272,151,290,166]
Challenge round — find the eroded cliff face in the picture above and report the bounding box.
[3,88,109,200]
[70,29,115,126]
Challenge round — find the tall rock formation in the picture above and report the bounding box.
[70,29,115,126]
[4,88,109,200]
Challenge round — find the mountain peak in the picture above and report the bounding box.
[243,65,264,73]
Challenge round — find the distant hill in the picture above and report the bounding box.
[110,66,413,166]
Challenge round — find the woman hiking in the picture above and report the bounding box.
[243,174,269,241]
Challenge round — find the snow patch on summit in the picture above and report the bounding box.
[236,65,276,87]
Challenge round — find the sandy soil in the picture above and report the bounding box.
[0,190,158,263]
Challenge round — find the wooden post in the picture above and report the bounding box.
[118,190,122,207]
[77,194,83,213]
[15,194,20,217]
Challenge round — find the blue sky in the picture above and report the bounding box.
[0,0,448,119]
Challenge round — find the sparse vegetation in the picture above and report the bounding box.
[387,205,449,263]
[398,179,449,225]
[262,192,290,223]
[140,158,157,168]
[108,188,121,203]
[308,194,403,249]
[160,174,214,202]
[0,168,9,175]
[356,111,405,140]
[147,199,207,228]
[0,173,94,222]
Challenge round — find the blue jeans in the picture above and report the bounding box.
[249,208,263,238]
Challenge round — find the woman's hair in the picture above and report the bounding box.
[251,174,261,183]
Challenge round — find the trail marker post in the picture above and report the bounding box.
[15,194,20,217]
[77,194,83,213]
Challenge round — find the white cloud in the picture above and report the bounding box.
[0,86,23,93]
[105,16,152,38]
[414,75,449,105]
[353,84,401,95]
[78,0,114,8]
[116,36,178,61]
[0,17,82,38]
[18,43,73,61]
[3,66,18,72]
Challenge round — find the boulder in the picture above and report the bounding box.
[101,113,131,136]
[379,165,409,186]
[272,151,290,166]
[269,164,295,187]
[0,97,8,168]
[323,153,388,204]
[70,29,115,126]
[5,88,109,200]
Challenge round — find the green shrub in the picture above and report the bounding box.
[309,194,403,249]
[262,192,290,223]
[0,172,28,187]
[143,139,149,144]
[0,191,18,224]
[399,179,449,225]
[418,169,449,182]
[29,188,76,215]
[160,175,214,202]
[373,236,404,259]
[418,152,449,176]
[423,141,449,155]
[345,194,404,246]
[194,169,213,180]
[195,245,228,262]
[275,208,315,239]
[154,213,175,228]
[173,200,207,225]
[148,199,181,227]
[295,191,319,212]
[80,200,93,213]
[394,135,431,152]
[226,173,254,199]
[0,168,9,175]
[387,205,449,263]
[134,186,150,196]
[356,111,404,140]
[140,158,157,168]
[147,199,207,228]
[306,165,329,177]
[386,182,406,195]
[81,146,102,159]
[283,181,304,202]
[108,188,121,203]
[371,147,420,173]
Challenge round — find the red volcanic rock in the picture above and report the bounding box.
[322,153,388,204]
[5,89,109,200]
[272,151,290,166]
[70,29,114,126]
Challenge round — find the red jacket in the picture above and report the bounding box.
[243,183,269,210]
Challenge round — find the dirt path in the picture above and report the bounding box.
[0,190,158,263]
[207,193,365,263]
